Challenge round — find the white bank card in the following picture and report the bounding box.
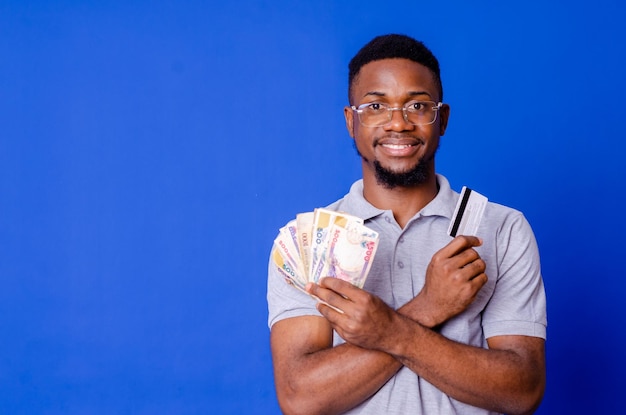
[447,186,488,237]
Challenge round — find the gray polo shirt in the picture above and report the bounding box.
[267,174,547,414]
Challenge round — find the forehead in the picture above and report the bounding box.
[351,58,438,102]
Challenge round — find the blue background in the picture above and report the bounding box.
[2,1,625,413]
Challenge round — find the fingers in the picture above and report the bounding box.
[465,257,487,279]
[453,247,481,268]
[440,235,482,258]
[319,276,360,296]
[468,272,489,301]
[432,235,485,275]
[306,278,357,315]
[452,254,486,287]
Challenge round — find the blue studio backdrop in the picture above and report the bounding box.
[2,1,625,413]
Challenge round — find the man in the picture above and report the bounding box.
[267,34,547,415]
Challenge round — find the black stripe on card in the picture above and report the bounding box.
[449,188,472,237]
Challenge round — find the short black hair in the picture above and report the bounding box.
[348,34,443,103]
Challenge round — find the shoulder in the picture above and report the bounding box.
[325,179,364,213]
[482,201,535,239]
[479,200,541,279]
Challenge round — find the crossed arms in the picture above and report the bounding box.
[270,236,545,415]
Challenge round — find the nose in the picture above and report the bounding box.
[385,107,414,131]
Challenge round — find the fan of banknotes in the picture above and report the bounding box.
[271,208,380,293]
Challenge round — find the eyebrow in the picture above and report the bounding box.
[408,91,433,98]
[361,90,433,99]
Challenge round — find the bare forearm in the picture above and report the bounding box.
[278,292,440,414]
[276,342,400,415]
[385,314,545,414]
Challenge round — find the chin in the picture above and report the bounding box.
[373,159,430,188]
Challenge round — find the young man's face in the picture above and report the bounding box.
[344,58,449,188]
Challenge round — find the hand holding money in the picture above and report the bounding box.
[271,208,380,296]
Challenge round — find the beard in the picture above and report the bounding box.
[354,140,436,189]
[373,158,429,189]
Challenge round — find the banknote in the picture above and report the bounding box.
[308,208,338,281]
[309,208,363,282]
[273,225,306,288]
[296,211,314,275]
[271,244,306,289]
[271,208,378,296]
[282,219,301,257]
[326,220,379,288]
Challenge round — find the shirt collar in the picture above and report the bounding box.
[343,174,459,221]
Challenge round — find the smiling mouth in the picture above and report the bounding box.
[375,135,424,149]
[381,143,415,149]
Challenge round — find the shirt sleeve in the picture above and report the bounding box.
[482,212,547,339]
[267,250,321,329]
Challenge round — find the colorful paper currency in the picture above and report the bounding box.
[271,208,379,291]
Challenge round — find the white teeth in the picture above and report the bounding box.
[382,144,411,149]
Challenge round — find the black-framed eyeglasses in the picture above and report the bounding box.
[350,100,443,127]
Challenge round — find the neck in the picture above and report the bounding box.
[362,169,438,229]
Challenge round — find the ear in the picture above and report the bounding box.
[344,106,355,138]
[438,103,450,136]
